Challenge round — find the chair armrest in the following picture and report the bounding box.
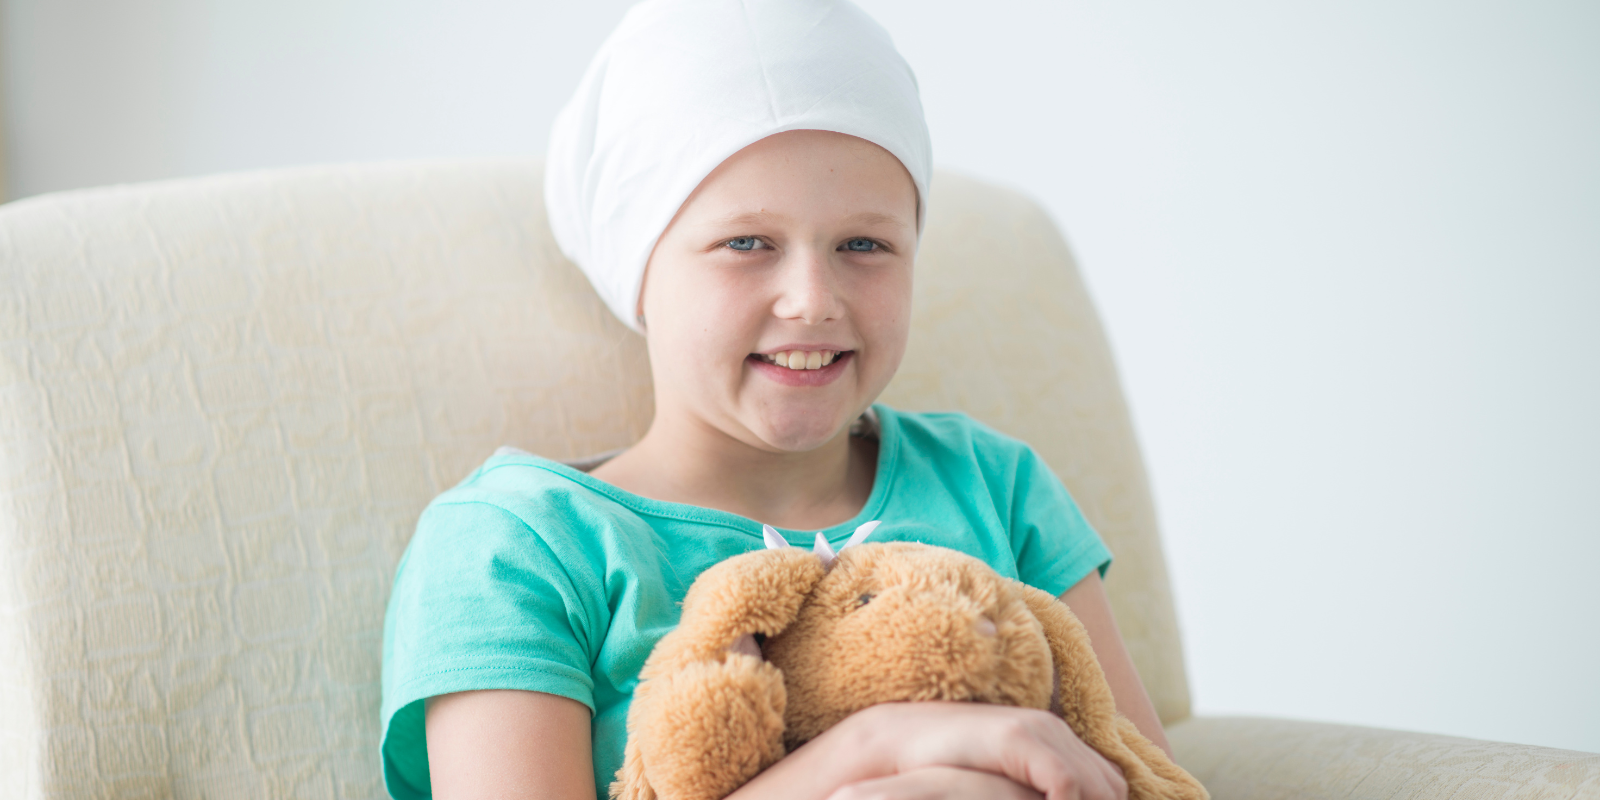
[1168,715,1600,799]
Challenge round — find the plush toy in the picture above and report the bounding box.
[612,522,1208,800]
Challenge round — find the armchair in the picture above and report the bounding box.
[1,160,1594,797]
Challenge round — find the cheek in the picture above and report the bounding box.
[867,265,912,310]
[643,256,765,357]
[851,263,914,359]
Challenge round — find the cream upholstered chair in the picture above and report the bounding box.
[1,161,1595,799]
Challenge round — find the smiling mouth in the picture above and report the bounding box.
[754,349,851,371]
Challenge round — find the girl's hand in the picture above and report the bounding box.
[730,700,1128,800]
[850,702,1129,800]
[826,766,1044,800]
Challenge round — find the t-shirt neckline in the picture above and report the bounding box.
[496,403,900,546]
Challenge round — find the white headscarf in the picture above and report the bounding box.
[544,0,933,332]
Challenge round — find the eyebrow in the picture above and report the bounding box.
[841,211,906,227]
[703,209,908,228]
[706,210,786,228]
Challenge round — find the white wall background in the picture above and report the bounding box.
[5,0,1597,753]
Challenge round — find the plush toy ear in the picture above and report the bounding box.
[612,545,829,800]
[1014,582,1210,800]
[649,541,828,671]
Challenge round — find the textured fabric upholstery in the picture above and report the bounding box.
[1170,716,1600,799]
[0,161,1188,796]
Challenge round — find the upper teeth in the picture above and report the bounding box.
[761,350,841,370]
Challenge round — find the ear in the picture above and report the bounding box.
[1014,581,1210,800]
[645,546,827,674]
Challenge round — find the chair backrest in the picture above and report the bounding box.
[0,160,1188,797]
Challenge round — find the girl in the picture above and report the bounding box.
[382,2,1168,798]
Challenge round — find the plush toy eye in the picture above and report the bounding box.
[856,593,875,607]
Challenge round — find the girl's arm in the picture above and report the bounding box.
[1058,571,1174,758]
[427,690,598,800]
[426,569,1156,800]
[427,690,1126,800]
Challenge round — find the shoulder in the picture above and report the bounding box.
[402,448,648,574]
[433,446,635,518]
[875,404,1067,521]
[876,404,1036,475]
[871,405,1107,594]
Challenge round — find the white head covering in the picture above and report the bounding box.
[545,0,933,332]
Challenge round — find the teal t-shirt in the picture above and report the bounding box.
[379,404,1112,799]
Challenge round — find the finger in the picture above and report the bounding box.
[1004,718,1127,800]
[1065,736,1126,800]
[1096,753,1129,800]
[855,703,1118,800]
[874,704,1090,800]
[989,711,1101,800]
[1071,748,1129,800]
[828,767,1044,800]
[1097,753,1128,800]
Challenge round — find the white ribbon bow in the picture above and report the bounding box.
[763,520,881,567]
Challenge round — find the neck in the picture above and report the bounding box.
[590,405,877,531]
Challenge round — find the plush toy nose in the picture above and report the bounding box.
[974,615,998,638]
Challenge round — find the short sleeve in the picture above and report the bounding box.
[380,499,601,799]
[1007,444,1114,599]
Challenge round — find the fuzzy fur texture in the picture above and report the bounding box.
[612,542,1208,800]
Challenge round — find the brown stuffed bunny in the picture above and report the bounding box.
[612,523,1208,800]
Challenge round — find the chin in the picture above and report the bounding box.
[749,404,853,453]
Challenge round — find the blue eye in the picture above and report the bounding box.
[727,237,761,251]
[844,238,877,252]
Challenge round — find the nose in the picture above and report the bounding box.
[770,247,844,325]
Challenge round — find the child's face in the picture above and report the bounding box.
[640,129,917,453]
